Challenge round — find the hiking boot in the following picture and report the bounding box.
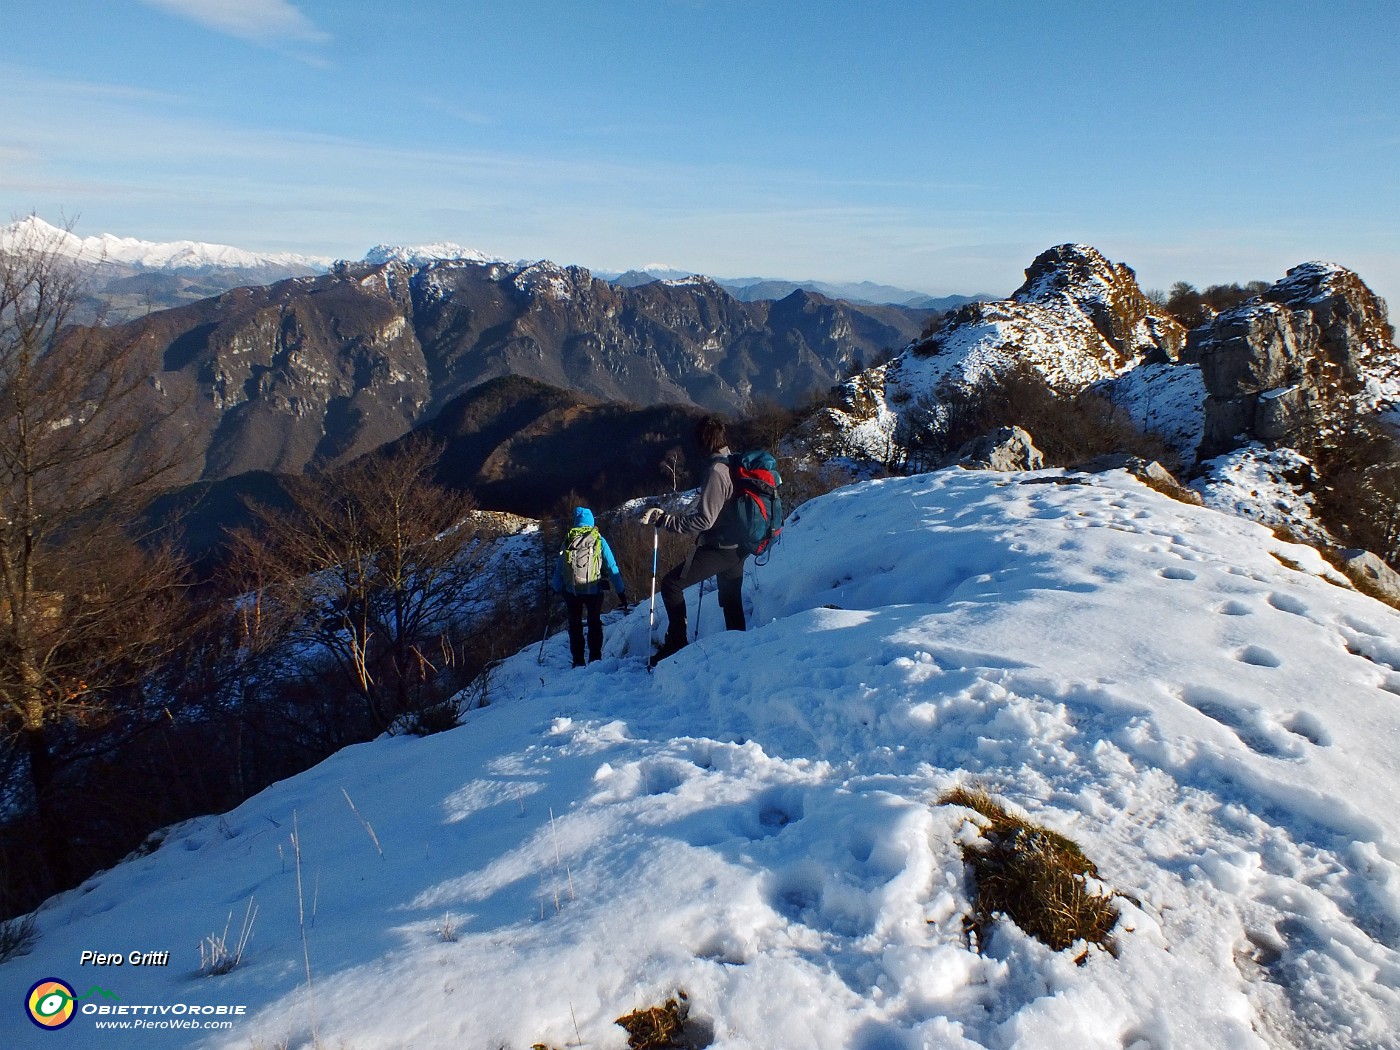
[648,638,686,669]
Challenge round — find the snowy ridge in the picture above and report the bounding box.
[819,244,1192,464]
[0,216,332,271]
[3,468,1398,1049]
[363,242,504,267]
[512,260,588,302]
[890,299,1126,401]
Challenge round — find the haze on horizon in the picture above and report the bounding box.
[1,0,1397,307]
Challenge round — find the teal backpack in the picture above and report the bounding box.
[715,450,783,561]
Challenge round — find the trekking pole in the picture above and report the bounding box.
[648,525,659,642]
[536,590,553,665]
[692,580,704,642]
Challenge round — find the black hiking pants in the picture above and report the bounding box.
[659,545,747,649]
[564,592,605,666]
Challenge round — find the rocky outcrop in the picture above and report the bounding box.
[952,426,1044,472]
[1077,454,1202,504]
[815,244,1187,464]
[1012,244,1187,364]
[1187,263,1397,457]
[1338,549,1400,606]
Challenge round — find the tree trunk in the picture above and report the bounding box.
[23,721,72,892]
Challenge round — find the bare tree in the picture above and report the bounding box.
[0,217,190,886]
[660,446,686,492]
[230,438,507,736]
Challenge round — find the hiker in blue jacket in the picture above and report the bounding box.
[551,507,628,667]
[640,417,746,666]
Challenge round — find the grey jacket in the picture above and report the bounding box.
[661,448,735,547]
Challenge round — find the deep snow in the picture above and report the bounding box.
[3,468,1399,1050]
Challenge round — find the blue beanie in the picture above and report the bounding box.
[573,507,594,528]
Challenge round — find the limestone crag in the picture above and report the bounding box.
[1012,244,1187,364]
[1188,262,1398,457]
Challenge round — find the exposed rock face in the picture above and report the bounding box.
[1013,244,1186,364]
[1187,263,1398,457]
[1338,549,1400,605]
[86,259,932,483]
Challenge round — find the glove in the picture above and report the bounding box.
[640,507,664,526]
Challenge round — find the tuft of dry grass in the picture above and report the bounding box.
[941,787,1117,955]
[616,994,691,1049]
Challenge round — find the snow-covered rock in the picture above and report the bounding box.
[951,425,1043,471]
[1192,444,1333,550]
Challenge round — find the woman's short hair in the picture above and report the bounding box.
[695,416,728,455]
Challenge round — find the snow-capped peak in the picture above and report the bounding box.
[0,215,333,272]
[363,242,504,267]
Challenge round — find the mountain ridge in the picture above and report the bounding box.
[73,256,933,488]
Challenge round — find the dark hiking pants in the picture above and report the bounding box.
[564,592,605,665]
[659,545,747,649]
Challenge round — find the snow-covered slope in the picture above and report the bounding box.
[4,469,1400,1049]
[0,216,332,272]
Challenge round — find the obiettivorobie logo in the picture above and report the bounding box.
[23,978,247,1033]
[25,979,117,1031]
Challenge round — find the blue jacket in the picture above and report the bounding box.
[551,508,626,596]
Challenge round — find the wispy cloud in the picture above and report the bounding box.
[140,0,331,48]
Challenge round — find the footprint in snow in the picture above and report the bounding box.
[732,786,805,841]
[1340,614,1386,638]
[1267,592,1309,616]
[1281,711,1331,746]
[1235,645,1282,668]
[1180,687,1303,760]
[1158,566,1197,581]
[1215,600,1253,617]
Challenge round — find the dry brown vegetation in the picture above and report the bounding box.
[941,786,1118,955]
[615,994,694,1050]
[894,362,1174,475]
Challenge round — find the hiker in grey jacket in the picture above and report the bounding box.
[640,417,746,666]
[551,507,628,667]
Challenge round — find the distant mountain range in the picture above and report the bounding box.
[1,218,981,321]
[73,253,935,501]
[602,265,984,310]
[2,217,333,323]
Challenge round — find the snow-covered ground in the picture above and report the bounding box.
[4,468,1399,1049]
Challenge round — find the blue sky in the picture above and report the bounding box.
[2,0,1398,305]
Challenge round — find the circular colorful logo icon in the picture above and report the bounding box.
[26,978,76,1030]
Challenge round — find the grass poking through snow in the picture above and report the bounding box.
[941,786,1118,955]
